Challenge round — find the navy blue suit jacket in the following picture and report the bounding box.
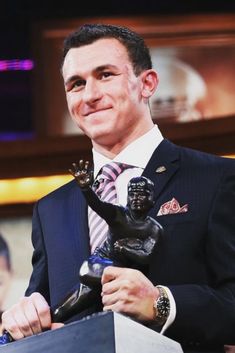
[26,139,235,351]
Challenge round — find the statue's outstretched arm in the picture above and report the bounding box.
[70,160,117,223]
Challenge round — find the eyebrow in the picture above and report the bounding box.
[64,64,118,86]
[95,64,118,72]
[64,75,83,86]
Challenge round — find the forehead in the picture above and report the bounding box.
[62,38,131,77]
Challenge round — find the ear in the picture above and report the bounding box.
[141,69,159,99]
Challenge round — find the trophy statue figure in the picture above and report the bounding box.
[51,160,163,323]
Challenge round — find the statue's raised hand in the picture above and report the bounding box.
[69,160,93,189]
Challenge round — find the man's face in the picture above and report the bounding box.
[62,38,151,152]
[128,185,154,213]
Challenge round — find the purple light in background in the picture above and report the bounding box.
[0,132,35,141]
[0,59,34,71]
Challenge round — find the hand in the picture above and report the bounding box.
[69,160,93,189]
[101,266,159,322]
[1,293,63,340]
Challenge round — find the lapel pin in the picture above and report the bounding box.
[156,166,166,173]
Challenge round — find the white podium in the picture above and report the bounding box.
[0,312,183,353]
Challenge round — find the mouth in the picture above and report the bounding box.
[131,201,142,208]
[83,107,112,117]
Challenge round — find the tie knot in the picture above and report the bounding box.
[93,162,132,195]
[99,162,129,182]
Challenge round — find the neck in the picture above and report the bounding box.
[92,120,154,159]
[129,209,146,221]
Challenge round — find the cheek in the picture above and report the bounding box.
[111,79,135,102]
[66,95,73,114]
[66,94,81,115]
[116,85,142,115]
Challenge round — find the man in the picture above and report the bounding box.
[2,24,235,352]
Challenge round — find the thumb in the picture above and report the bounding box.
[51,323,64,330]
[101,266,124,284]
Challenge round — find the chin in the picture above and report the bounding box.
[90,129,120,145]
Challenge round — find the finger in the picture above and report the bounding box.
[68,168,74,176]
[31,293,51,331]
[101,266,124,285]
[72,162,78,170]
[1,311,25,340]
[84,161,89,171]
[79,160,84,169]
[12,304,34,338]
[102,281,133,306]
[21,298,43,335]
[103,302,126,313]
[51,323,64,330]
[102,278,121,295]
[103,296,134,315]
[102,290,120,307]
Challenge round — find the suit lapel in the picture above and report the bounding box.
[71,182,90,263]
[143,139,180,200]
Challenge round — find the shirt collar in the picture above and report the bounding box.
[92,125,163,177]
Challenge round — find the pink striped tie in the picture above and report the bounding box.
[89,162,130,253]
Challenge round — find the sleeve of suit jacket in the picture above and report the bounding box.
[25,202,50,304]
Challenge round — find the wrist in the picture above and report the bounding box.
[153,286,170,326]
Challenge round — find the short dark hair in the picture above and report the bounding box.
[0,234,11,271]
[62,23,152,76]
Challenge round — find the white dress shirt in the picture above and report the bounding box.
[91,124,176,333]
[93,124,163,203]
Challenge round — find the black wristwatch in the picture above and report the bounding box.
[153,286,170,325]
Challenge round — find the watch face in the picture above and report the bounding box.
[158,297,170,317]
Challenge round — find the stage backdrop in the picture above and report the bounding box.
[0,217,33,311]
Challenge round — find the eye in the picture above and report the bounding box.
[66,79,86,92]
[100,71,113,79]
[139,192,147,198]
[73,79,86,89]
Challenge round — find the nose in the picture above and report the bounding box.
[82,78,102,104]
[132,193,138,200]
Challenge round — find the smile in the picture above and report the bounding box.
[84,107,111,117]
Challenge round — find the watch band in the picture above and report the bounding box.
[153,286,170,325]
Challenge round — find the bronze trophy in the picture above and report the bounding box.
[51,160,163,323]
[0,160,163,344]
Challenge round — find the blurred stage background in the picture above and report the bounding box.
[0,0,235,312]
